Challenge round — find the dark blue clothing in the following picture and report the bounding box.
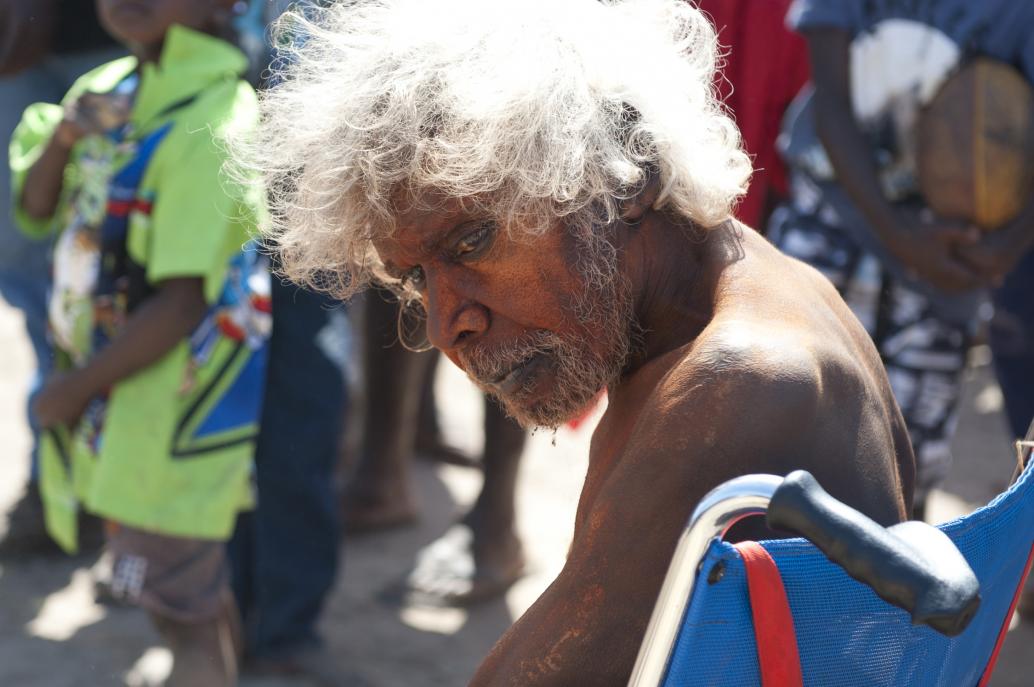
[790,0,1034,79]
[228,276,348,657]
[990,248,1034,439]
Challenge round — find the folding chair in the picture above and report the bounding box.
[630,425,1034,687]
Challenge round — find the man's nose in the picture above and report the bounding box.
[423,269,489,351]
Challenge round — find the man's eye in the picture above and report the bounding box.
[401,265,426,290]
[455,221,496,257]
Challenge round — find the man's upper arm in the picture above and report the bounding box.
[618,353,823,503]
[472,359,821,685]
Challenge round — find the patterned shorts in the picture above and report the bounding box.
[769,206,972,504]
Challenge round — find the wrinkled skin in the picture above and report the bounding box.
[374,188,914,685]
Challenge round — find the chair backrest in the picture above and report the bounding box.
[661,456,1034,687]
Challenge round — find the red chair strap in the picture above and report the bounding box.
[978,542,1034,687]
[735,541,804,687]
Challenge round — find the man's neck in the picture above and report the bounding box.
[623,210,723,371]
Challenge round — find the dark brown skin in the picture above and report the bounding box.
[374,184,915,684]
[343,293,430,531]
[20,124,86,222]
[34,278,208,429]
[807,28,1034,290]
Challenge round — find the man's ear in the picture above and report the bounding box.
[618,171,661,224]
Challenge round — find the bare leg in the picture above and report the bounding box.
[152,590,241,687]
[467,398,527,583]
[406,397,527,605]
[342,292,431,532]
[415,353,479,467]
[346,293,528,602]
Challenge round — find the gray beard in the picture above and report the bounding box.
[460,239,638,429]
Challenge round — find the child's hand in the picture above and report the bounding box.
[55,92,132,148]
[34,371,95,429]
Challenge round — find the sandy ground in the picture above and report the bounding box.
[0,296,1031,686]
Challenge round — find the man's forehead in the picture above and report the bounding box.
[374,194,471,267]
[393,193,467,235]
[374,190,559,269]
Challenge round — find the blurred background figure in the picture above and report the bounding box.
[228,272,349,682]
[696,0,810,232]
[344,292,528,606]
[769,0,1034,518]
[0,0,121,557]
[989,255,1034,444]
[227,1,351,682]
[10,1,272,683]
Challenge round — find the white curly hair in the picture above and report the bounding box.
[236,0,751,298]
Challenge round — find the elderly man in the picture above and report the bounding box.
[240,0,914,683]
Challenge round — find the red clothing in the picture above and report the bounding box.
[696,0,810,230]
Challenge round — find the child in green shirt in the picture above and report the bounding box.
[9,2,270,684]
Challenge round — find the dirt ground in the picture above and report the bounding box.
[0,296,1031,686]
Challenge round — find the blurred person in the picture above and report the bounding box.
[9,1,270,684]
[989,254,1034,442]
[225,3,349,680]
[238,1,915,683]
[768,0,1034,518]
[696,0,809,231]
[0,0,121,556]
[345,291,527,606]
[228,276,348,681]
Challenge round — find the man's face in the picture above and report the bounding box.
[374,196,636,429]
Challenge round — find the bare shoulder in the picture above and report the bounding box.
[617,316,909,524]
[649,319,825,431]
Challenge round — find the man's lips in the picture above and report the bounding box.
[484,352,545,396]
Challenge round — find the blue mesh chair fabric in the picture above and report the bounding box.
[662,458,1034,687]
